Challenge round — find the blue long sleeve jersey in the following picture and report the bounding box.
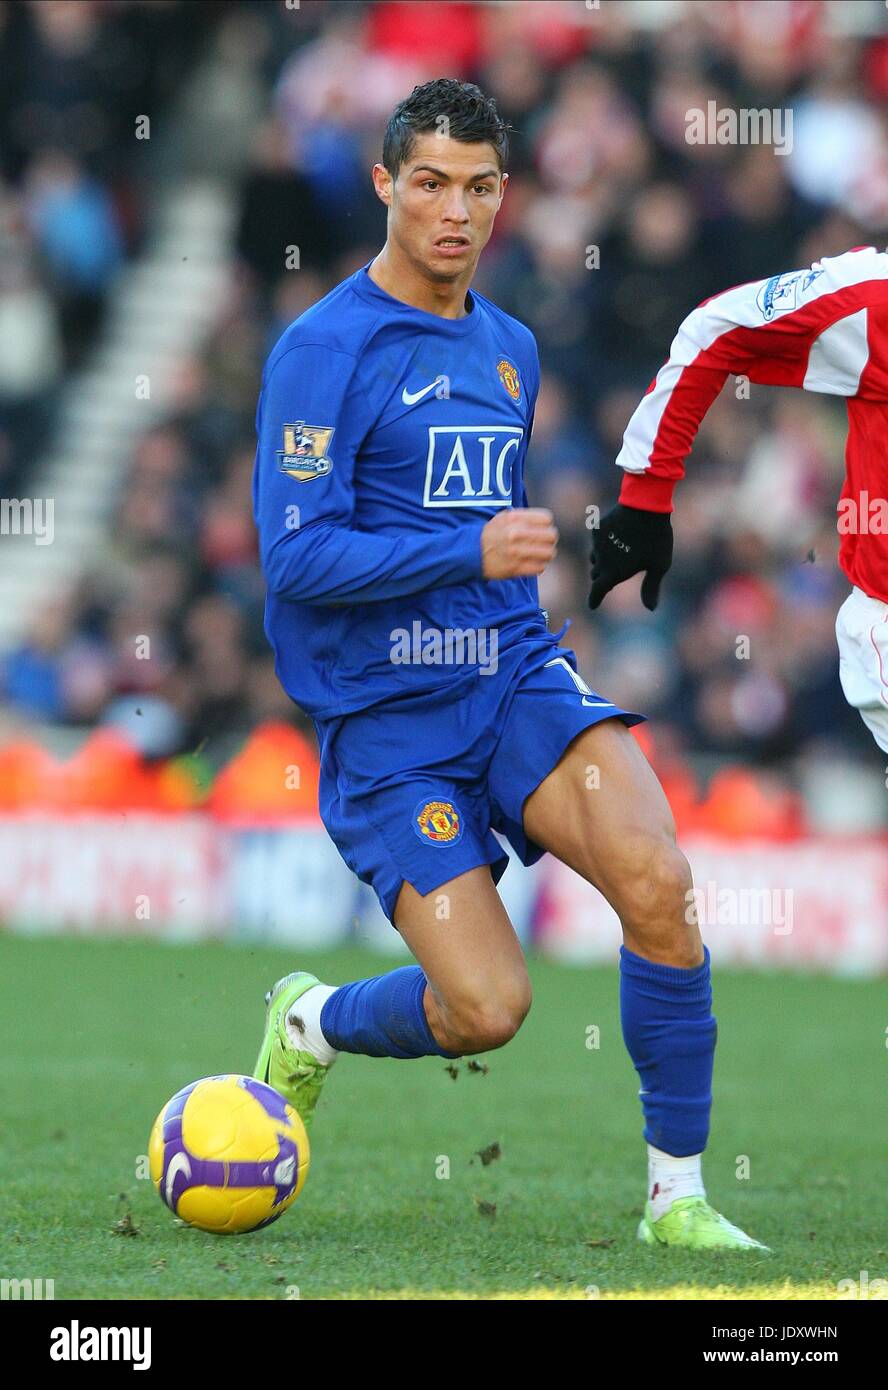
[253,262,549,719]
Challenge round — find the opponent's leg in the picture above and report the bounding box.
[523,718,767,1251]
[254,865,531,1127]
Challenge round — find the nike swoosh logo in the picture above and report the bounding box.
[582,697,613,707]
[165,1151,192,1210]
[401,378,445,405]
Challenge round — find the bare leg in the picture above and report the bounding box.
[393,865,532,1055]
[523,719,701,965]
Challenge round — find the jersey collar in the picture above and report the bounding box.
[352,262,481,336]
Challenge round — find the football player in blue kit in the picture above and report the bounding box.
[251,79,766,1251]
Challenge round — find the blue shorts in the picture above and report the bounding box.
[314,633,644,925]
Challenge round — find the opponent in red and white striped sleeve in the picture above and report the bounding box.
[614,245,888,752]
[618,246,888,598]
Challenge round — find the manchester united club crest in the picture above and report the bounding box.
[277,422,334,480]
[496,358,521,401]
[413,798,463,845]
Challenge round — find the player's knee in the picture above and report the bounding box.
[448,1007,524,1055]
[611,835,694,942]
[442,978,532,1054]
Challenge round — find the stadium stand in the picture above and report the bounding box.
[1,0,887,837]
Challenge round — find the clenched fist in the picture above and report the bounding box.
[481,507,558,580]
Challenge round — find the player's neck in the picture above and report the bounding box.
[368,243,474,320]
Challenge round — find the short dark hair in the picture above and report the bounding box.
[383,78,510,177]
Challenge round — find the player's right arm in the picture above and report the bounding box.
[255,341,555,604]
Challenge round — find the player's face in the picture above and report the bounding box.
[378,135,507,280]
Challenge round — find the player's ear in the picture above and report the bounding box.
[497,171,509,208]
[371,162,393,208]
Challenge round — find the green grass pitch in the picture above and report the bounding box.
[1,934,885,1300]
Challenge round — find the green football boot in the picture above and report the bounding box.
[638,1196,770,1251]
[252,972,334,1131]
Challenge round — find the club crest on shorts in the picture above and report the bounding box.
[277,422,334,480]
[496,358,521,401]
[413,797,463,845]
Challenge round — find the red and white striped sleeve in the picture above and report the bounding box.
[617,246,888,512]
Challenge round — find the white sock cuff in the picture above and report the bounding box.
[647,1143,703,1171]
[285,983,340,1065]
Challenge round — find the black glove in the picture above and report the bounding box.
[588,503,673,611]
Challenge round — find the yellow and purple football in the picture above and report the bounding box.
[149,1074,309,1234]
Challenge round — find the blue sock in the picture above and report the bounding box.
[619,944,716,1156]
[319,965,460,1059]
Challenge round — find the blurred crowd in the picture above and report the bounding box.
[3,0,888,824]
[0,0,213,495]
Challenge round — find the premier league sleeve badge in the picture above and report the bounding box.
[277,422,335,481]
